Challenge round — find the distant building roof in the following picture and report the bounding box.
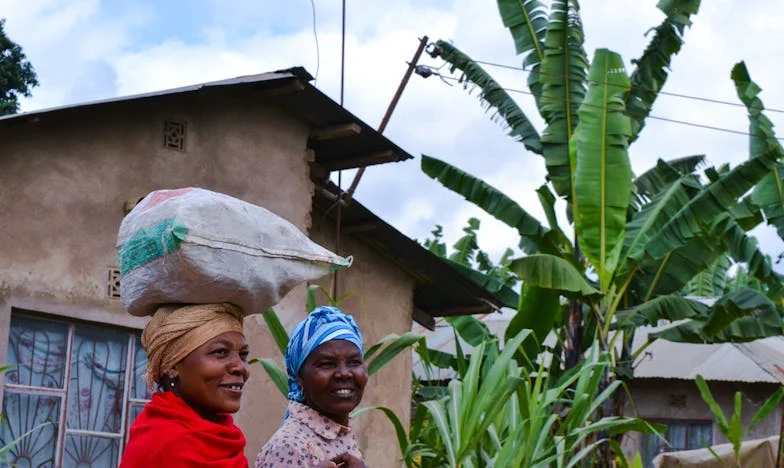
[0,67,413,171]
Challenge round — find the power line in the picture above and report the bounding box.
[426,71,784,142]
[467,58,784,115]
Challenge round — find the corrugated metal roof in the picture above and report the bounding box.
[0,69,303,122]
[633,328,777,383]
[412,313,781,383]
[0,67,413,171]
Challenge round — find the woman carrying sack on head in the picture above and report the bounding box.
[120,303,250,468]
[255,306,368,468]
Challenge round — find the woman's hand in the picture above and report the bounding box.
[331,453,367,468]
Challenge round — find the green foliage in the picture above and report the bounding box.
[376,331,662,467]
[422,219,520,308]
[695,374,784,467]
[424,0,784,374]
[0,19,38,115]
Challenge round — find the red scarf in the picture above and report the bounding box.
[121,392,248,468]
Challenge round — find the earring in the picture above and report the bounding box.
[170,380,175,388]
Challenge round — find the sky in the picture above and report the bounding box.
[4,0,784,272]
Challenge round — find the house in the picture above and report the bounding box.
[412,315,784,468]
[0,68,503,468]
[621,331,783,467]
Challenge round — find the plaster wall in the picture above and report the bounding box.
[0,92,316,463]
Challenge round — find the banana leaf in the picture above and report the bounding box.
[509,253,600,298]
[421,155,555,254]
[435,41,543,155]
[684,255,731,297]
[614,294,708,328]
[447,260,520,308]
[701,288,776,337]
[633,155,704,202]
[733,62,784,239]
[506,283,563,365]
[635,236,726,300]
[654,288,784,343]
[645,148,780,260]
[539,0,588,198]
[626,0,702,142]
[496,0,548,106]
[712,213,783,294]
[572,48,633,290]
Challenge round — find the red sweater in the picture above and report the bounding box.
[121,392,247,467]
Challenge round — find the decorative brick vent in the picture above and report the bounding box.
[108,268,121,299]
[163,120,187,151]
[669,394,687,409]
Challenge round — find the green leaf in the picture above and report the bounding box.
[695,375,728,434]
[445,316,491,347]
[508,284,562,364]
[510,254,600,298]
[633,156,704,202]
[713,215,783,293]
[496,0,547,58]
[351,406,410,462]
[447,260,521,309]
[262,308,290,356]
[700,288,776,338]
[435,40,543,154]
[614,294,708,328]
[749,387,784,431]
[732,62,784,240]
[365,332,423,376]
[684,255,731,297]
[421,155,553,254]
[572,48,633,290]
[728,392,743,454]
[654,289,784,343]
[0,422,50,457]
[646,148,780,260]
[626,0,701,142]
[250,357,288,398]
[306,284,319,312]
[539,0,588,198]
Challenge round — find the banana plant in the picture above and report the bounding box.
[421,0,784,378]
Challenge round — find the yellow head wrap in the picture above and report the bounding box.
[141,303,245,388]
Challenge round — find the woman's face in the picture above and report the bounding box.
[298,340,368,426]
[173,331,250,420]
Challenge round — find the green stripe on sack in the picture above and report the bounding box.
[118,218,188,275]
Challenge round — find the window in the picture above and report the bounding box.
[643,420,713,467]
[0,313,151,467]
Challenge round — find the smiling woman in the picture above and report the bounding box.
[255,306,368,468]
[119,303,250,467]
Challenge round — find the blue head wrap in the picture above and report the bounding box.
[285,306,364,402]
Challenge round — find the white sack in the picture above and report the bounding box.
[117,187,349,316]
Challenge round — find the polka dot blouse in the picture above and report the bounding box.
[255,401,364,467]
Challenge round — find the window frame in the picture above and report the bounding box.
[642,419,714,467]
[2,310,150,467]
